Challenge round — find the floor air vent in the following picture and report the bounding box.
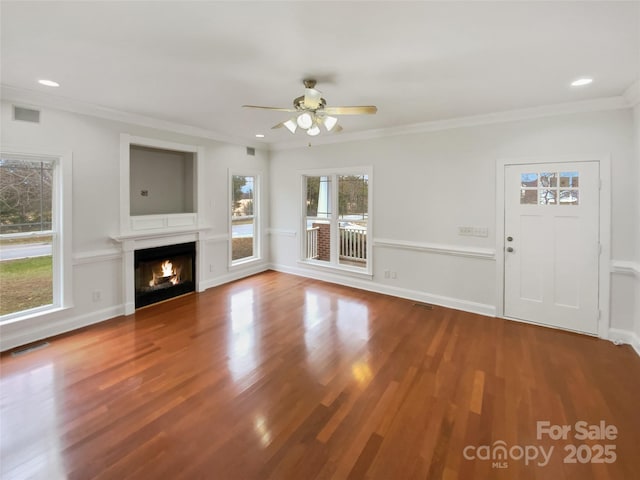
[11,342,50,357]
[413,302,435,310]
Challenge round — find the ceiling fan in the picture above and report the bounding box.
[243,79,377,136]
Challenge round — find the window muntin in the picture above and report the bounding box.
[302,170,371,274]
[231,175,258,264]
[0,157,55,316]
[304,176,332,264]
[338,175,368,268]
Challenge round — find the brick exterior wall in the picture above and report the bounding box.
[313,222,331,261]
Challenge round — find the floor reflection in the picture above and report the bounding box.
[253,414,272,448]
[303,290,372,383]
[227,288,258,385]
[0,363,66,479]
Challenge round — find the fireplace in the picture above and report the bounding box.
[134,242,196,308]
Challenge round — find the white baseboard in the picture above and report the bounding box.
[1,264,269,352]
[608,328,640,357]
[0,305,125,352]
[199,263,270,291]
[269,263,496,318]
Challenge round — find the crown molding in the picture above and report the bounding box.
[0,84,265,150]
[270,95,631,151]
[2,84,633,153]
[623,80,640,107]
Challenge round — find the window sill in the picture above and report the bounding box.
[297,259,373,281]
[0,305,72,327]
[229,257,262,270]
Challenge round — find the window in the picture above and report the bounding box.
[520,171,580,205]
[0,155,56,317]
[230,174,258,264]
[302,169,371,274]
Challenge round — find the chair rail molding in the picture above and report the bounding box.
[373,238,495,260]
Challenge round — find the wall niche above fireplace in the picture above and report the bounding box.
[119,134,205,234]
[130,145,195,216]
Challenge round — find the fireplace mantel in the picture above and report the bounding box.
[112,225,211,249]
[112,226,210,315]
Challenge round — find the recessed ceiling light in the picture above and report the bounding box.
[38,79,60,87]
[255,134,265,138]
[571,78,593,87]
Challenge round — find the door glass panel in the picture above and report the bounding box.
[560,172,579,188]
[559,190,579,205]
[521,173,538,187]
[539,172,557,188]
[539,189,557,204]
[520,189,538,205]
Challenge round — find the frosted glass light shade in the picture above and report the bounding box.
[323,116,338,131]
[283,119,297,133]
[307,125,321,136]
[297,112,313,129]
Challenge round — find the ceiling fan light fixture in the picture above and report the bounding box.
[283,118,298,134]
[307,124,321,136]
[304,88,322,109]
[297,112,313,129]
[323,115,338,131]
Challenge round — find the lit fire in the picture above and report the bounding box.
[161,260,174,277]
[148,259,181,287]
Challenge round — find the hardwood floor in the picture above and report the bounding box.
[1,271,639,479]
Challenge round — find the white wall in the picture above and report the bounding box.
[1,100,637,351]
[270,109,637,331]
[0,101,270,350]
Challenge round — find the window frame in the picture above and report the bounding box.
[0,149,73,323]
[229,171,260,267]
[299,166,373,278]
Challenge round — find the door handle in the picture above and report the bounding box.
[506,247,514,253]
[506,236,513,242]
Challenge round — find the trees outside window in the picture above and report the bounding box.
[0,157,55,316]
[302,170,371,274]
[231,174,258,263]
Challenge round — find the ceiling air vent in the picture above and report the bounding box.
[246,147,255,156]
[13,105,40,123]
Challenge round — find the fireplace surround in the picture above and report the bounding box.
[114,134,208,314]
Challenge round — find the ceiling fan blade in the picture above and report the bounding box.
[323,106,378,115]
[333,124,344,133]
[242,105,298,112]
[271,122,285,129]
[303,88,322,109]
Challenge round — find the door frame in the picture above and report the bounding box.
[495,154,611,338]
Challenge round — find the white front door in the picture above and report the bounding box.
[504,162,600,334]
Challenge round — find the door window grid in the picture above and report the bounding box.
[520,171,579,205]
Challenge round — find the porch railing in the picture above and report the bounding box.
[305,225,367,262]
[339,226,367,262]
[306,227,319,259]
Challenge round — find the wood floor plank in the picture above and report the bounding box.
[1,271,639,479]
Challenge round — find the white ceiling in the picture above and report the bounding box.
[1,1,639,147]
